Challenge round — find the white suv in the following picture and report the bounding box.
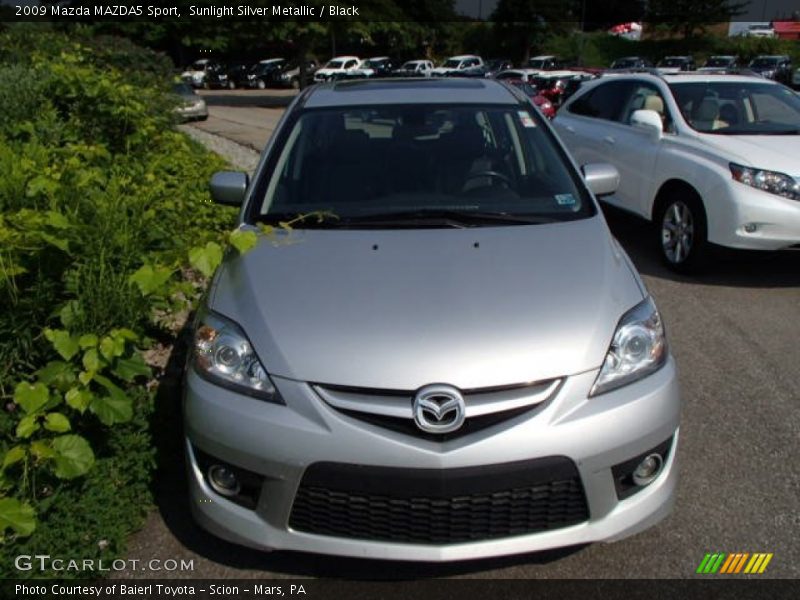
[553,73,800,271]
[313,56,361,82]
[431,55,483,76]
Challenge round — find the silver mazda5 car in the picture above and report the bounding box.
[184,78,680,561]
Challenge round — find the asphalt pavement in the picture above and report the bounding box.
[115,90,800,579]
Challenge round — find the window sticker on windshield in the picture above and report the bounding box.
[518,110,537,128]
[555,193,576,206]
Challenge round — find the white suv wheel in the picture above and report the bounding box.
[661,201,694,264]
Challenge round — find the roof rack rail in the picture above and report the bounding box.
[602,67,664,78]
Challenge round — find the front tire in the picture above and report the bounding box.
[656,193,708,273]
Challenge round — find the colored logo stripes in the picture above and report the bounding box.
[696,552,773,574]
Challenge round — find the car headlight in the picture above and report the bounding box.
[590,297,668,397]
[192,308,282,403]
[730,163,800,200]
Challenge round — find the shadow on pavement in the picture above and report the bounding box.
[602,205,800,288]
[197,90,295,108]
[150,328,587,578]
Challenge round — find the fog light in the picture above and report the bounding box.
[632,453,663,486]
[744,223,758,233]
[208,464,241,497]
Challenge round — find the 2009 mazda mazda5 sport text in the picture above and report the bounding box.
[183,78,680,561]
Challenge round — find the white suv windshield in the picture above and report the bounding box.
[255,105,593,226]
[669,81,800,134]
[325,60,345,69]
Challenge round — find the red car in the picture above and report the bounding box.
[504,79,556,118]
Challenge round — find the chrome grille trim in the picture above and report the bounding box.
[313,379,561,420]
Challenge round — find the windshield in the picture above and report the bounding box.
[659,58,685,67]
[750,58,779,68]
[401,62,419,70]
[173,83,193,95]
[705,57,733,67]
[612,58,638,68]
[528,59,548,69]
[253,105,593,228]
[189,61,207,71]
[669,81,800,134]
[325,59,346,69]
[509,81,536,96]
[443,59,461,68]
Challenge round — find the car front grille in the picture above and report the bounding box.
[289,458,589,544]
[313,379,561,441]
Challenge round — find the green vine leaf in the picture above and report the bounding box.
[129,264,173,296]
[229,229,258,254]
[82,348,103,372]
[51,435,95,479]
[188,241,223,277]
[90,375,133,425]
[14,382,50,415]
[30,441,55,460]
[0,497,36,537]
[44,329,80,360]
[2,446,26,469]
[65,387,93,414]
[16,415,40,439]
[78,334,98,349]
[35,361,76,392]
[111,355,150,382]
[44,413,71,433]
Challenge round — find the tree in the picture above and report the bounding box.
[491,0,579,64]
[646,0,748,39]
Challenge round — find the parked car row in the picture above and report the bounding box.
[610,54,796,87]
[181,58,318,90]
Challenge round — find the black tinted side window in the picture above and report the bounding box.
[568,81,634,121]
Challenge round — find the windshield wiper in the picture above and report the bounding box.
[255,212,341,228]
[337,209,560,228]
[255,209,561,229]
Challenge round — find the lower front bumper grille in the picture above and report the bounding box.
[289,458,589,544]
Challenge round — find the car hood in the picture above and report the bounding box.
[700,134,800,176]
[315,68,345,76]
[210,219,644,390]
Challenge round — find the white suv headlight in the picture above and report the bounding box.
[730,163,800,201]
[590,297,668,396]
[192,308,282,403]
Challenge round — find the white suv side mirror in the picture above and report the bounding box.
[582,163,620,197]
[631,109,664,136]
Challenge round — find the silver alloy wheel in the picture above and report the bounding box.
[661,201,694,264]
[257,79,266,90]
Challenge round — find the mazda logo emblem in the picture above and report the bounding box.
[413,385,466,434]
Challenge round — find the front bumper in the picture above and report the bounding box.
[175,103,208,120]
[184,358,680,561]
[706,179,800,250]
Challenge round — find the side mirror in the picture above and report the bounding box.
[582,163,619,197]
[630,109,664,136]
[210,171,248,206]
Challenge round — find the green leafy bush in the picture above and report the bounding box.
[0,26,235,574]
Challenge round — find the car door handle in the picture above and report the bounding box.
[603,136,616,145]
